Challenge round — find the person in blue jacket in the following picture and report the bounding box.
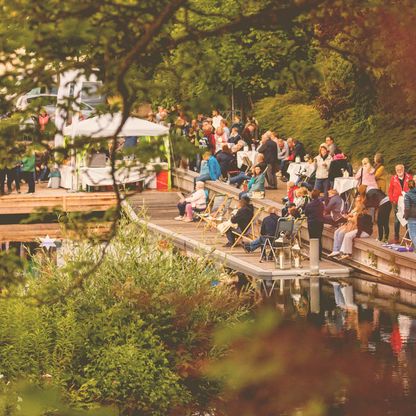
[195,151,221,185]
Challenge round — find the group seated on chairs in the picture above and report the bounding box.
[175,181,208,222]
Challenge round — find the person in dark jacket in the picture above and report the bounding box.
[365,187,392,242]
[257,132,278,189]
[304,189,325,259]
[323,189,346,226]
[244,207,279,252]
[241,124,255,147]
[328,151,352,187]
[404,180,416,248]
[224,196,254,247]
[216,145,237,177]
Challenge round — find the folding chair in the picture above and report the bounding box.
[401,229,414,248]
[231,206,264,248]
[196,193,229,229]
[260,217,294,262]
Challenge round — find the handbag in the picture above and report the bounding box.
[217,220,238,235]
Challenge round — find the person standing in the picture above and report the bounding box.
[355,158,378,190]
[257,132,278,189]
[388,164,412,243]
[373,153,387,193]
[314,143,332,200]
[404,180,416,248]
[231,115,244,134]
[0,162,7,195]
[212,109,223,130]
[241,124,255,147]
[304,189,325,259]
[21,150,36,194]
[366,187,392,242]
[325,136,337,156]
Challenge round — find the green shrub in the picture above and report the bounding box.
[0,220,247,415]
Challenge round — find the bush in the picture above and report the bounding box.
[0,220,248,415]
[254,93,416,172]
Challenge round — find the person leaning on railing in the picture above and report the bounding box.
[404,179,416,248]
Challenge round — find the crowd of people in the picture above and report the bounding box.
[0,149,50,195]
[172,109,416,258]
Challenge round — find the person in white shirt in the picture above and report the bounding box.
[220,119,230,139]
[175,181,207,222]
[212,109,223,130]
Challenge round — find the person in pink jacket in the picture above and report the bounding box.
[355,158,378,190]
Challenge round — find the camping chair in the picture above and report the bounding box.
[259,217,294,263]
[196,193,229,229]
[231,206,264,248]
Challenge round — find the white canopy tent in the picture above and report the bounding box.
[63,113,169,138]
[60,113,170,191]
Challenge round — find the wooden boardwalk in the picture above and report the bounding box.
[128,191,351,280]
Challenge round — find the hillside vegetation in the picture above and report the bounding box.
[254,93,416,172]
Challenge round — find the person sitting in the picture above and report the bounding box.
[296,154,316,189]
[214,127,228,152]
[328,195,366,257]
[228,153,266,188]
[244,207,279,253]
[338,209,373,260]
[239,166,265,199]
[323,189,346,226]
[216,144,237,178]
[282,181,298,207]
[293,186,310,213]
[228,127,241,145]
[175,181,207,222]
[195,151,221,184]
[224,196,254,247]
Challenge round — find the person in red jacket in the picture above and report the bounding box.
[388,164,412,243]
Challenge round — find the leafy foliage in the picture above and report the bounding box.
[0,219,247,415]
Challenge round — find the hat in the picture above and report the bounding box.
[319,143,328,149]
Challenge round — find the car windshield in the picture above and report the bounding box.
[26,96,57,107]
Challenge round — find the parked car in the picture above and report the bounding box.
[16,94,95,119]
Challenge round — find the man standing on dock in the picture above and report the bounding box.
[21,151,36,194]
[388,164,412,243]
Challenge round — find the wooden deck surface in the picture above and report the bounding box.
[129,191,351,280]
[0,183,117,214]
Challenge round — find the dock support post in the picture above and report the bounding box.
[309,239,320,276]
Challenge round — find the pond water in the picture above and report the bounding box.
[260,275,416,413]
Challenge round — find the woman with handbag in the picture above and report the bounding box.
[355,158,378,190]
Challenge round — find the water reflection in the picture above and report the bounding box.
[267,276,416,399]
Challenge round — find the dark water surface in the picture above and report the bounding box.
[261,275,416,414]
